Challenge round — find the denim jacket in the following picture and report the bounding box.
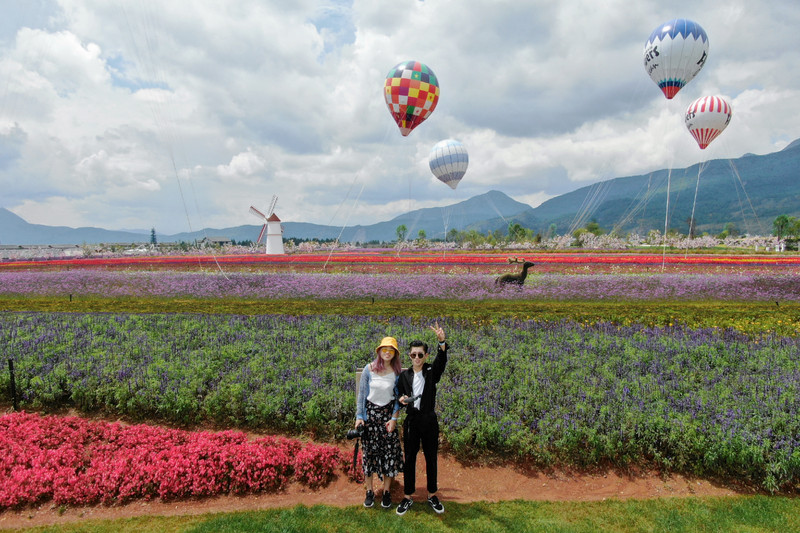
[356,363,401,421]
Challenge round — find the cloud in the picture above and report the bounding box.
[216,149,266,178]
[0,123,27,170]
[1,0,799,234]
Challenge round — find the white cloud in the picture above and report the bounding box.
[1,0,799,234]
[216,150,266,178]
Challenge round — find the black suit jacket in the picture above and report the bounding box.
[397,343,447,414]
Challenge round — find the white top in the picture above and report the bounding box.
[367,370,396,407]
[412,371,425,409]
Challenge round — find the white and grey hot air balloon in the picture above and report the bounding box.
[428,139,468,190]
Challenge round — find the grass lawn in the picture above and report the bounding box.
[7,497,800,533]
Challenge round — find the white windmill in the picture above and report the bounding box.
[249,195,284,255]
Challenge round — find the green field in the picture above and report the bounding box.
[5,497,800,533]
[2,259,800,531]
[2,296,799,335]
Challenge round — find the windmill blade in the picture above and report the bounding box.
[256,224,267,244]
[249,205,266,219]
[267,195,278,216]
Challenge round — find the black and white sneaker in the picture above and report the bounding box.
[396,497,413,515]
[363,490,375,508]
[427,495,444,514]
[381,491,392,508]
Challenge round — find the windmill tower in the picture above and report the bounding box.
[249,195,284,255]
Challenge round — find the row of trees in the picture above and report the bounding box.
[772,214,800,241]
[85,215,798,257]
[393,214,800,250]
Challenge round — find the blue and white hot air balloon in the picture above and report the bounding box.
[644,18,709,99]
[429,139,468,190]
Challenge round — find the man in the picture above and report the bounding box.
[395,322,447,516]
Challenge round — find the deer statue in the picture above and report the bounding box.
[495,258,536,286]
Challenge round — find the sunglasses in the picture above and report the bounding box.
[409,352,426,359]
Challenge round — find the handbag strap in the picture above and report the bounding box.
[353,438,360,478]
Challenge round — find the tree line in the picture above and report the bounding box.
[392,214,800,249]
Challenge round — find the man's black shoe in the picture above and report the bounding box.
[396,498,413,515]
[427,495,444,514]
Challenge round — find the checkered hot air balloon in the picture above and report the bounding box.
[384,61,440,136]
[644,19,709,100]
[429,139,468,190]
[685,95,732,149]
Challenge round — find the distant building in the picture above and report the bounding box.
[200,237,232,247]
[0,244,83,260]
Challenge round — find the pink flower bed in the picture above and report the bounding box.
[0,412,344,508]
[4,251,800,270]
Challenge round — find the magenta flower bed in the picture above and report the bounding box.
[0,412,343,509]
[4,252,800,269]
[2,270,800,300]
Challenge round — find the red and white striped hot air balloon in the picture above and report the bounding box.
[685,95,732,149]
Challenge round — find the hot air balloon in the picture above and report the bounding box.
[429,139,468,190]
[384,61,440,136]
[685,95,732,149]
[644,18,709,99]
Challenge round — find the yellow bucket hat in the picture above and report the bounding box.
[376,336,399,355]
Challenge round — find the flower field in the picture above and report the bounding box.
[3,269,800,301]
[3,251,800,274]
[0,411,342,509]
[3,310,800,493]
[1,251,799,509]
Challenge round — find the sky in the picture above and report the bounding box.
[1,0,799,235]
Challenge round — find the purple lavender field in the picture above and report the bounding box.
[2,310,799,492]
[2,270,800,300]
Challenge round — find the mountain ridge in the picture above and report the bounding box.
[2,141,799,245]
[0,190,531,245]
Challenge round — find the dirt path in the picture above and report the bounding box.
[0,446,748,530]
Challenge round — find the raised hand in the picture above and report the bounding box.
[429,322,445,343]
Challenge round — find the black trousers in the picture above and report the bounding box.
[402,410,439,496]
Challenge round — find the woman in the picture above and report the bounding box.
[355,336,404,509]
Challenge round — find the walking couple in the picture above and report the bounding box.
[354,323,448,515]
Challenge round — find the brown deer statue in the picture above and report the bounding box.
[495,258,536,286]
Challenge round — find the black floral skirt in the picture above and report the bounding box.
[362,400,404,478]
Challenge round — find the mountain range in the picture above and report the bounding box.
[2,139,799,245]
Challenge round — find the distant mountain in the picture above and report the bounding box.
[0,208,159,246]
[157,190,532,244]
[0,190,531,245]
[2,141,799,245]
[784,138,800,151]
[475,140,800,237]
